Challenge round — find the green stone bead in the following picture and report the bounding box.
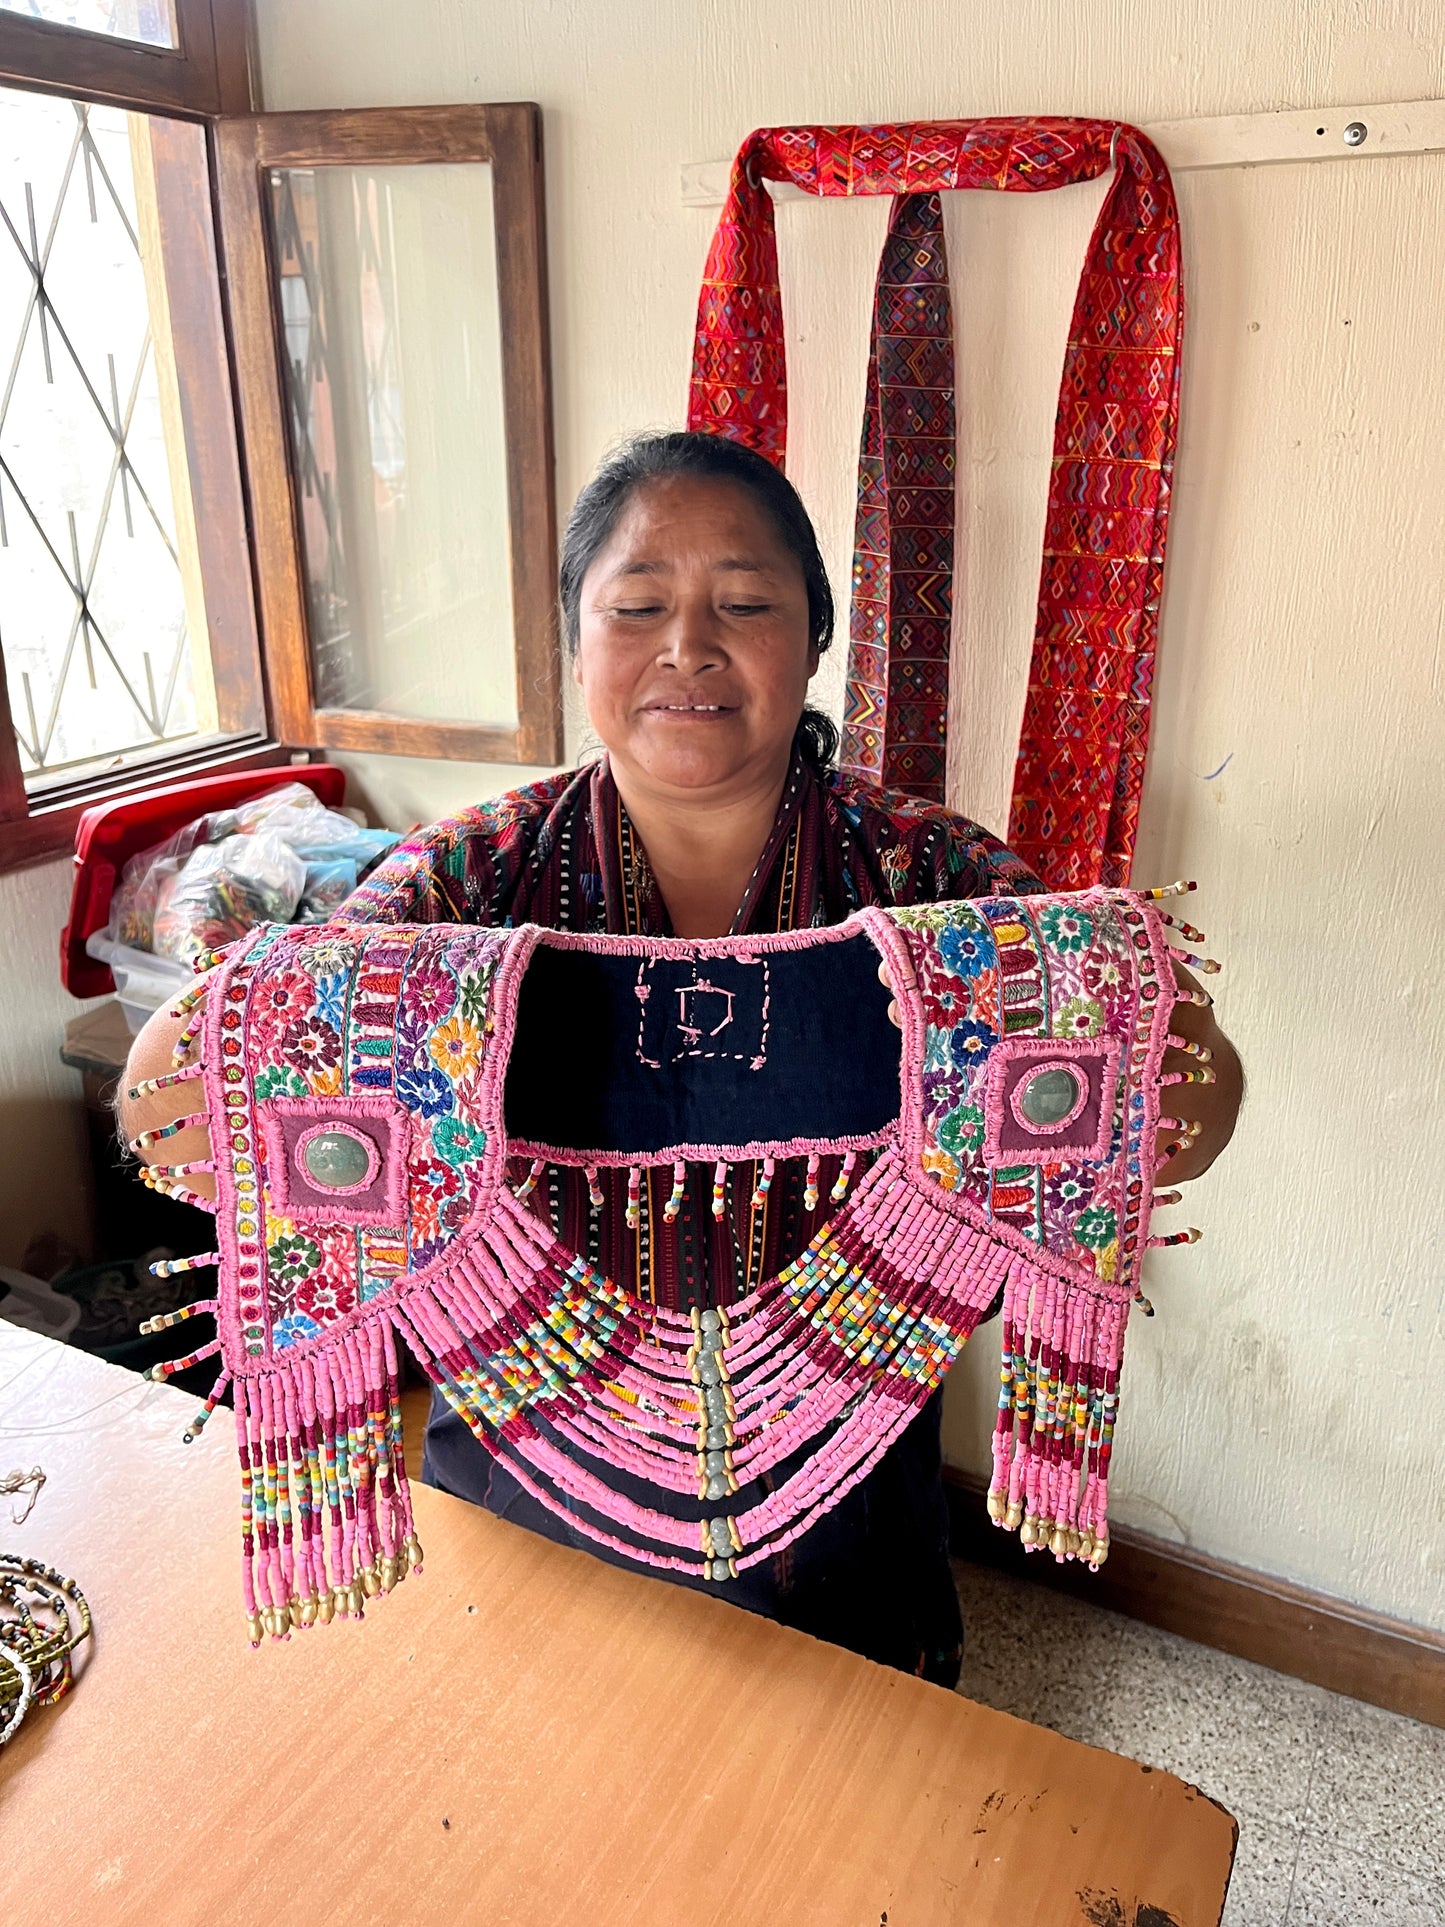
[302,1129,371,1189]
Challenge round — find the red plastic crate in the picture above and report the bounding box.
[61,764,346,999]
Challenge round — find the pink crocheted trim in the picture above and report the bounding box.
[508,1126,897,1170]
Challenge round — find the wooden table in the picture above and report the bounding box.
[0,1324,1235,1925]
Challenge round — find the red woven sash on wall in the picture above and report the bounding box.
[687,119,1183,889]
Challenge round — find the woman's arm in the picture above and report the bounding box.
[1154,961,1243,1182]
[116,992,217,1205]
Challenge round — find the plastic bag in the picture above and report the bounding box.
[152,831,308,963]
[106,780,398,970]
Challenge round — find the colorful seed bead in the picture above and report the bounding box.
[830,1151,857,1204]
[750,1158,775,1208]
[513,1159,545,1201]
[625,1167,641,1230]
[711,1161,727,1221]
[149,1250,220,1278]
[585,1166,604,1212]
[804,1154,820,1213]
[664,1162,686,1225]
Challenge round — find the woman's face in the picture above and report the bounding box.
[573,474,818,797]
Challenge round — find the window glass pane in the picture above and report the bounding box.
[0,86,254,788]
[0,0,176,49]
[269,161,518,729]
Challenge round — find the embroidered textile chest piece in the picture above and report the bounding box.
[139,889,1209,1644]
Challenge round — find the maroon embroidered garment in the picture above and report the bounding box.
[687,119,1184,888]
[341,751,1046,1313]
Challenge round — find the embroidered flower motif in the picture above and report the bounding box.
[432,1115,488,1168]
[1042,1170,1090,1214]
[306,1062,343,1098]
[921,1144,961,1190]
[1056,995,1105,1039]
[267,1230,323,1284]
[297,936,357,980]
[254,1064,308,1100]
[312,973,348,1031]
[1039,904,1095,954]
[457,967,493,1027]
[1082,952,1126,998]
[396,1062,453,1118]
[295,1270,358,1324]
[272,1311,322,1351]
[937,924,987,980]
[1072,1204,1117,1249]
[938,1101,985,1159]
[401,963,457,1031]
[429,1014,484,1080]
[250,974,313,1044]
[409,1184,442,1247]
[280,1013,341,1074]
[948,1017,999,1072]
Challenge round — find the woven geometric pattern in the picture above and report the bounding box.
[687,119,1184,888]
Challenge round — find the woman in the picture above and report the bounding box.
[335,430,1242,1685]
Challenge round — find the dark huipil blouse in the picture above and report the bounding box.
[340,751,1044,1684]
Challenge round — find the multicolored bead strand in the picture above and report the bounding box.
[664,1161,687,1224]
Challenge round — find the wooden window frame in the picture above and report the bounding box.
[0,0,288,874]
[0,9,562,877]
[215,103,563,769]
[0,0,251,121]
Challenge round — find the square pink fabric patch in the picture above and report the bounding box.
[259,1094,409,1228]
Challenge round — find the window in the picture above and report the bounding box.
[0,4,559,874]
[0,84,264,797]
[218,105,561,767]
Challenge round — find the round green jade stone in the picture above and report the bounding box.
[1017,1067,1082,1127]
[302,1129,371,1189]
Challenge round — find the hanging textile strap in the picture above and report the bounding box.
[687,120,1183,889]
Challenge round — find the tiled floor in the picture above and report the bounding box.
[953,1560,1445,1926]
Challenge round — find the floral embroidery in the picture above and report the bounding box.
[295,1269,358,1324]
[1039,903,1094,953]
[949,1017,998,1071]
[429,1014,484,1080]
[1072,1204,1117,1249]
[396,1062,454,1117]
[267,1229,323,1284]
[272,1310,322,1350]
[402,963,457,1031]
[280,1014,341,1074]
[298,936,357,979]
[937,923,987,980]
[1055,995,1104,1039]
[255,1064,308,1100]
[432,1116,488,1168]
[938,1101,985,1159]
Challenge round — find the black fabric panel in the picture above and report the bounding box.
[503,932,901,1155]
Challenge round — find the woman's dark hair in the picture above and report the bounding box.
[558,429,839,772]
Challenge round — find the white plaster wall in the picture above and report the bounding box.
[232,0,1443,1629]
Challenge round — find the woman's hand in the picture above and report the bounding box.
[876,953,1242,1185]
[1153,960,1242,1182]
